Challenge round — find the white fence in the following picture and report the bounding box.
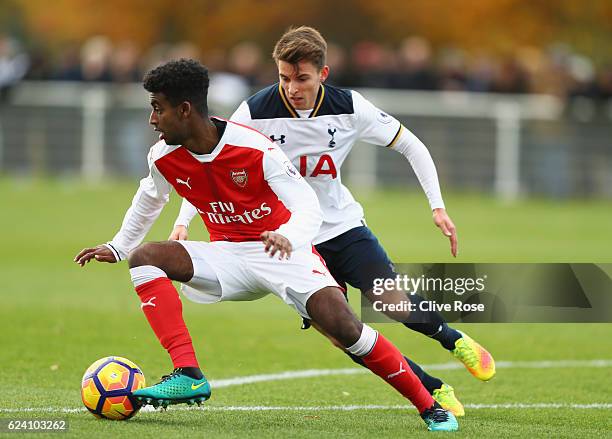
[1,81,610,199]
[346,88,563,200]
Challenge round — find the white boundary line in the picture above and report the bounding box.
[209,359,612,389]
[1,359,610,414]
[0,403,610,414]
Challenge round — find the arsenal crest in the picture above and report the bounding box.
[230,169,248,188]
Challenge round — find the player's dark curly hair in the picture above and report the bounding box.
[143,59,209,115]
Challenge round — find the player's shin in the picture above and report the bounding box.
[366,283,461,351]
[400,293,461,350]
[347,324,434,413]
[130,265,200,369]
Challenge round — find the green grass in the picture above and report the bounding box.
[0,178,611,438]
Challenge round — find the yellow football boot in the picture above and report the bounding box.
[452,331,496,381]
[432,384,465,417]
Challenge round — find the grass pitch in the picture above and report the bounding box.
[0,178,610,438]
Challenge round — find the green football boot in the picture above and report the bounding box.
[132,368,211,409]
[420,402,459,432]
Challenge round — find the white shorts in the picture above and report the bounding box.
[176,240,339,318]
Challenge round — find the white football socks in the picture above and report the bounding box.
[129,265,167,287]
[347,324,378,357]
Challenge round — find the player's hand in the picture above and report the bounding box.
[74,245,117,266]
[260,231,292,260]
[169,225,189,241]
[433,208,458,257]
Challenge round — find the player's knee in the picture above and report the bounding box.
[308,288,363,347]
[127,242,163,269]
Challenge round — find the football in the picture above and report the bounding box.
[81,356,146,420]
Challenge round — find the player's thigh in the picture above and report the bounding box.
[176,240,270,304]
[174,241,224,301]
[248,245,339,319]
[128,240,193,282]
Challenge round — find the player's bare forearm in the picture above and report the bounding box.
[260,231,292,260]
[432,208,458,257]
[74,245,117,266]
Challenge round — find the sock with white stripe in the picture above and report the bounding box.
[348,325,434,413]
[130,265,201,370]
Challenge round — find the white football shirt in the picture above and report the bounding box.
[176,83,444,244]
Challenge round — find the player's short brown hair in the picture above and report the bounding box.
[272,26,327,70]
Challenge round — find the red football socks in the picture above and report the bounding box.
[135,277,199,369]
[362,334,434,413]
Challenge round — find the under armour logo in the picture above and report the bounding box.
[387,361,406,379]
[327,126,337,148]
[270,134,286,144]
[176,177,192,190]
[377,111,392,124]
[140,297,157,309]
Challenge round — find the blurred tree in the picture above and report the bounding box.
[0,0,27,38]
[357,0,612,62]
[10,0,612,63]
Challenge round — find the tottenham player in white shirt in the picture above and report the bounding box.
[171,27,496,417]
[74,59,458,431]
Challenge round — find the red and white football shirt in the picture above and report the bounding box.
[107,118,321,261]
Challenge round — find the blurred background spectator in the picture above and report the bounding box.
[0,0,608,105]
[9,31,612,105]
[0,33,29,100]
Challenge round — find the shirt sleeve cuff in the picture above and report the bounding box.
[103,243,124,262]
[430,200,446,210]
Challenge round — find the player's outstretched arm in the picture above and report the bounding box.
[74,245,117,266]
[379,119,456,256]
[433,208,458,257]
[353,92,456,255]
